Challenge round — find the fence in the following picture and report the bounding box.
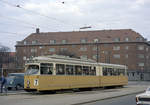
[128,70,150,81]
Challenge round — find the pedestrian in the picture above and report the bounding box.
[0,75,7,93]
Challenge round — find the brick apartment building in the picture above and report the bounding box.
[16,29,150,80]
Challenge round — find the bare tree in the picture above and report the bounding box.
[0,45,10,52]
[0,44,11,68]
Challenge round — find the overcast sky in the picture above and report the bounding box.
[0,0,150,51]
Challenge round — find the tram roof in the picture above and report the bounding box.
[27,55,126,68]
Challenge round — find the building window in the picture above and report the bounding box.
[39,46,43,49]
[114,37,120,42]
[50,40,56,44]
[31,48,37,53]
[80,55,87,59]
[80,47,87,51]
[104,44,109,47]
[138,63,144,67]
[49,48,55,52]
[80,38,87,43]
[60,48,67,51]
[32,40,38,45]
[113,54,120,59]
[125,37,130,42]
[138,54,144,59]
[138,45,144,50]
[136,37,143,41]
[93,55,98,59]
[125,46,129,50]
[146,47,148,51]
[125,54,128,58]
[62,40,67,44]
[24,41,27,45]
[146,56,149,59]
[103,51,108,54]
[113,46,120,50]
[93,38,99,43]
[23,56,26,60]
[93,47,98,51]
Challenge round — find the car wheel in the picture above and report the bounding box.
[16,84,21,90]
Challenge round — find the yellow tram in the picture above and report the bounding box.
[24,55,128,92]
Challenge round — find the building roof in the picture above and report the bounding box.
[17,29,145,45]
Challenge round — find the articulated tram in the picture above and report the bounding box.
[24,55,128,92]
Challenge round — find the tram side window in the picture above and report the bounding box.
[112,68,117,76]
[83,66,89,75]
[66,65,74,75]
[103,67,107,76]
[103,67,126,76]
[75,65,82,75]
[107,68,113,76]
[40,63,53,75]
[118,69,125,76]
[56,64,65,75]
[90,67,96,75]
[103,67,115,76]
[114,69,118,76]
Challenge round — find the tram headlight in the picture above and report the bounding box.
[27,80,30,85]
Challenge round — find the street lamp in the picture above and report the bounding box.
[79,26,92,30]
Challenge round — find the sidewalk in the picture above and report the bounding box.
[0,89,27,96]
[57,85,147,105]
[70,85,146,105]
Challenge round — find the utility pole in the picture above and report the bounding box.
[1,67,3,77]
[94,40,99,63]
[96,42,99,62]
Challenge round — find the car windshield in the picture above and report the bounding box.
[25,65,39,75]
[146,87,150,92]
[8,73,24,77]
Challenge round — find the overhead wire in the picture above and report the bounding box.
[0,14,37,27]
[0,21,35,29]
[0,14,55,31]
[0,0,75,28]
[0,31,28,39]
[0,31,28,35]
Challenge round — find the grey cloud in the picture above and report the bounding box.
[0,0,150,51]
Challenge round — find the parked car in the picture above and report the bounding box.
[136,87,150,105]
[6,73,24,90]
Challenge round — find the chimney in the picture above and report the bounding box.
[36,28,40,34]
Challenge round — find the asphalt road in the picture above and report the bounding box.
[83,94,137,105]
[0,81,148,105]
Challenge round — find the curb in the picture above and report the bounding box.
[0,92,28,96]
[71,91,144,105]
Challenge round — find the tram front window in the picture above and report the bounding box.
[25,65,39,75]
